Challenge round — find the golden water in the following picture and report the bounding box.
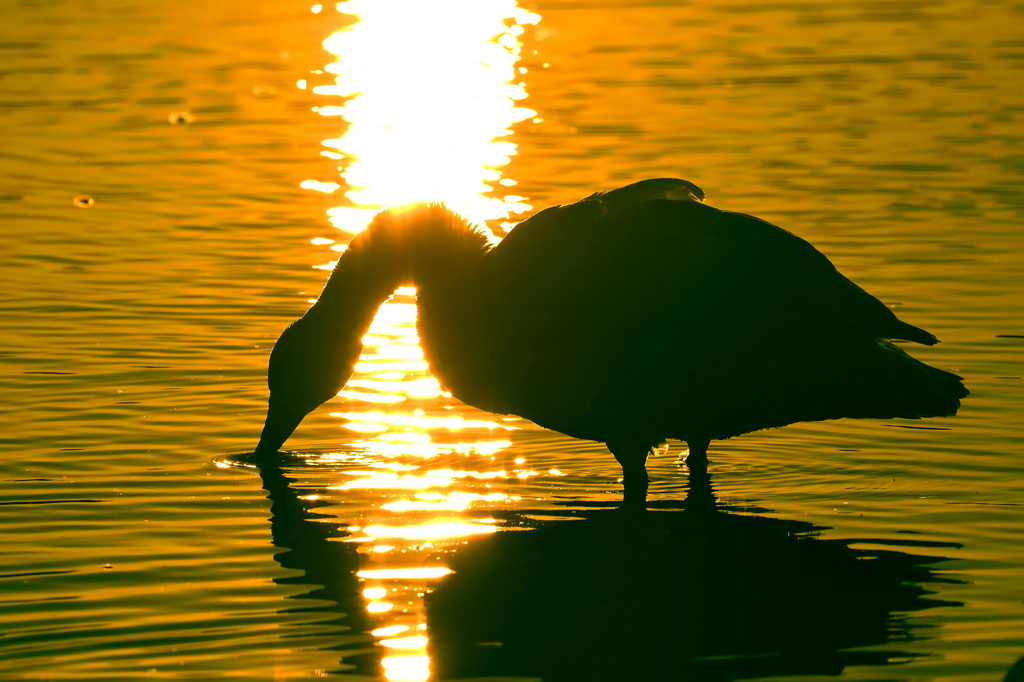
[1,0,1023,679]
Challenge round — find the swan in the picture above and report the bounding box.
[254,178,967,504]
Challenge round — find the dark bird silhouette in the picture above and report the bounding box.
[255,178,967,504]
[426,473,962,681]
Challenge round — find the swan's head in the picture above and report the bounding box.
[255,311,361,455]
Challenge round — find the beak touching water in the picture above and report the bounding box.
[255,400,306,455]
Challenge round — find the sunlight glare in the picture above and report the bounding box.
[358,567,453,579]
[382,654,430,682]
[382,491,511,511]
[381,636,428,649]
[332,472,454,490]
[362,521,498,539]
[318,0,538,226]
[331,412,514,431]
[373,625,410,637]
[296,9,540,659]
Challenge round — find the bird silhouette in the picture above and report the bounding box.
[255,178,968,505]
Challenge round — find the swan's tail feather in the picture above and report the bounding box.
[892,320,939,346]
[899,365,968,418]
[840,340,968,420]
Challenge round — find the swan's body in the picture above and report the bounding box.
[256,179,967,504]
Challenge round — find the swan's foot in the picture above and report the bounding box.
[685,438,710,473]
[607,441,650,509]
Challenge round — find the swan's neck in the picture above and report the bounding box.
[314,204,491,321]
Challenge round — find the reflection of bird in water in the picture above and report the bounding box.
[426,465,962,681]
[1005,657,1024,682]
[255,178,968,504]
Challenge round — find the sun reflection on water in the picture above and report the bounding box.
[299,1,541,676]
[319,0,539,227]
[382,654,430,682]
[362,521,499,539]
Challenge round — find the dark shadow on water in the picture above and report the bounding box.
[250,456,382,678]
[426,467,964,681]
[236,453,964,681]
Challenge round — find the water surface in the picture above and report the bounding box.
[2,0,1023,679]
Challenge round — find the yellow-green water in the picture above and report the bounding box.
[1,0,1023,679]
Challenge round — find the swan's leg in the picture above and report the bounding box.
[607,441,649,508]
[684,462,717,515]
[685,438,710,472]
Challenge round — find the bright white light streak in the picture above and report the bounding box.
[330,412,515,430]
[381,491,509,511]
[358,567,452,579]
[362,522,498,539]
[381,636,428,649]
[382,654,430,682]
[331,473,453,490]
[300,180,341,193]
[373,625,410,637]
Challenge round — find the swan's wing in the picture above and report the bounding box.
[489,182,932,347]
[634,199,937,346]
[489,178,705,268]
[589,177,706,205]
[472,185,936,437]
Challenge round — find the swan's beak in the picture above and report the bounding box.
[255,400,304,455]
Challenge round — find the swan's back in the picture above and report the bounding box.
[418,178,966,450]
